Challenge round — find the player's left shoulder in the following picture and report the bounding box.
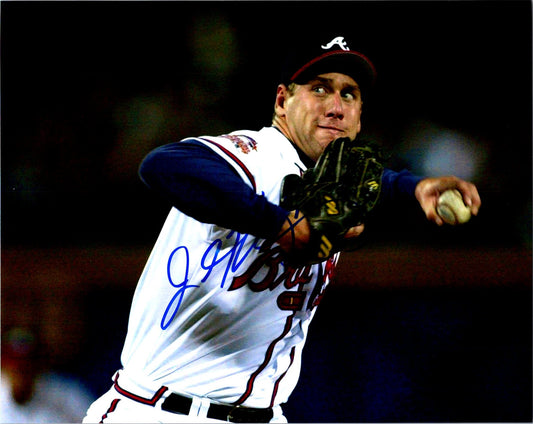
[192,130,262,164]
[226,127,286,154]
[220,131,261,156]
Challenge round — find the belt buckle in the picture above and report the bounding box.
[226,405,241,423]
[226,405,272,423]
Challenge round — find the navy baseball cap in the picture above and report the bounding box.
[280,34,377,94]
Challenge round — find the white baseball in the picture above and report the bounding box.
[437,189,471,225]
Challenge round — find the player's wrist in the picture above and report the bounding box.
[276,210,311,253]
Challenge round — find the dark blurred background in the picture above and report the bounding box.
[2,1,531,422]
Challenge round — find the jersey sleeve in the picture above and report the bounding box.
[139,140,289,240]
[379,168,424,205]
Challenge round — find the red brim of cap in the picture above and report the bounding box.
[290,50,377,90]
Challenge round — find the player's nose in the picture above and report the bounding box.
[325,92,344,119]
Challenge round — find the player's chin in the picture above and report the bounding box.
[312,131,345,158]
[317,134,339,150]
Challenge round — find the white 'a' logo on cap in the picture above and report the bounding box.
[321,36,349,51]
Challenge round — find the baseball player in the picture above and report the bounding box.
[83,33,481,423]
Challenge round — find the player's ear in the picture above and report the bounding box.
[275,84,288,115]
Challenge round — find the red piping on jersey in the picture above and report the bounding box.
[100,398,120,423]
[198,137,257,192]
[233,314,295,406]
[269,346,296,407]
[113,373,168,405]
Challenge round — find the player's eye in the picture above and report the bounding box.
[343,92,355,101]
[343,88,361,102]
[312,86,327,95]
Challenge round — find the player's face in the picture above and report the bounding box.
[275,72,363,161]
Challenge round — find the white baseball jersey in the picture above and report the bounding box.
[119,126,338,409]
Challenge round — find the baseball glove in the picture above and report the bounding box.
[280,137,384,265]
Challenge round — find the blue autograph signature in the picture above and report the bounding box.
[160,231,262,329]
[161,212,307,330]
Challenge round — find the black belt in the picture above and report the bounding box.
[161,392,274,423]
